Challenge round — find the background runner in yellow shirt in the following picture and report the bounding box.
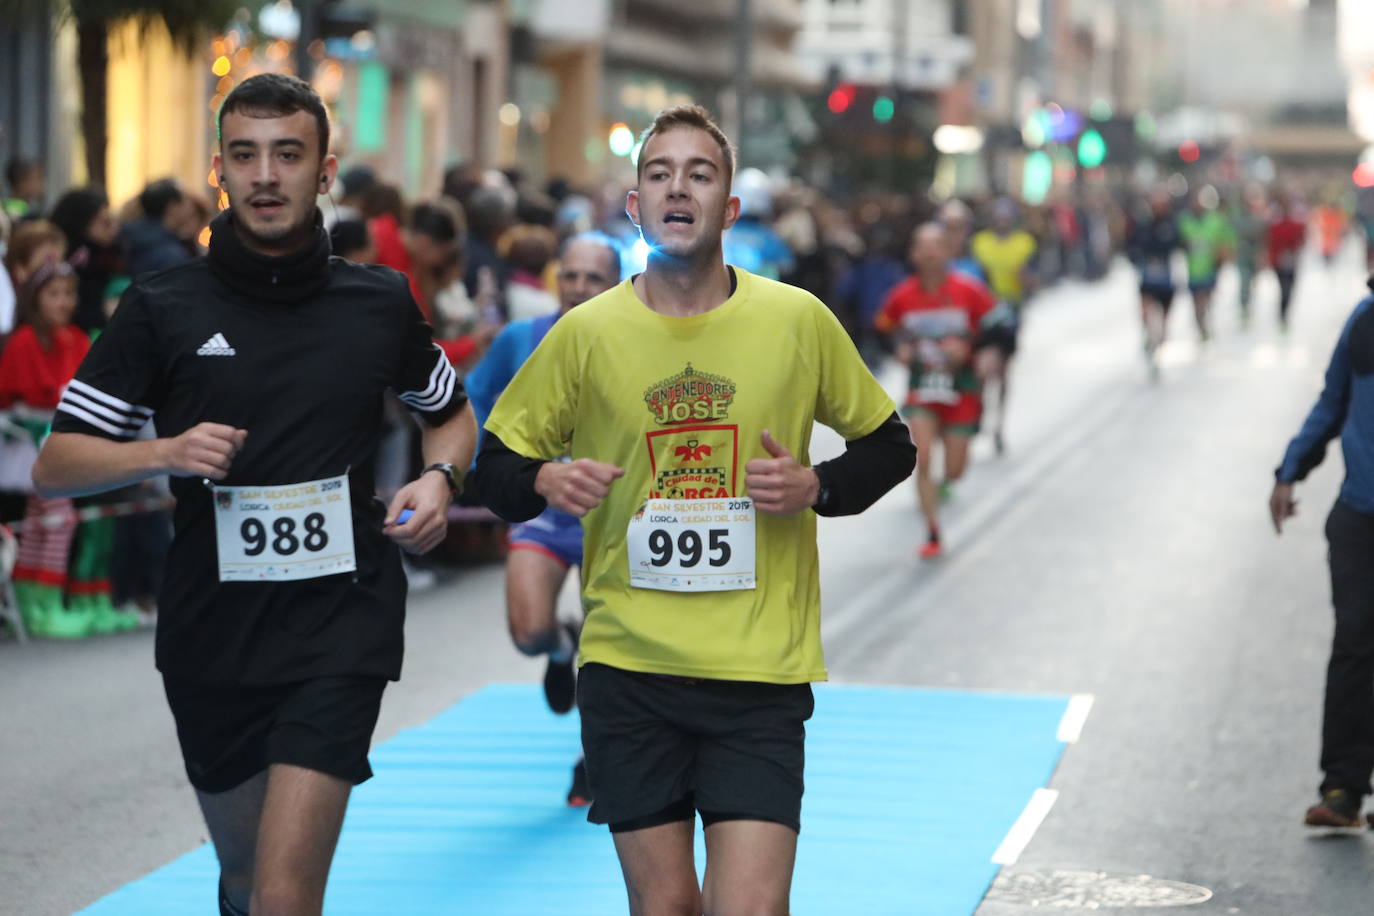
[472,105,915,915]
[970,198,1037,454]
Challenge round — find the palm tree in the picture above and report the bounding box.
[1,0,242,187]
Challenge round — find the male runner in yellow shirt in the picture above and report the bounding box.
[471,105,915,915]
[970,198,1037,454]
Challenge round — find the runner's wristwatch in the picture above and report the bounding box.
[812,465,833,514]
[421,462,463,495]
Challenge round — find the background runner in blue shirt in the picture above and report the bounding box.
[464,231,620,806]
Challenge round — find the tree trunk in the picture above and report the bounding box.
[77,18,107,189]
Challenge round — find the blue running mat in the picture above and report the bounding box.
[79,683,1070,916]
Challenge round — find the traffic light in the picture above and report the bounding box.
[828,84,856,114]
[608,123,635,157]
[873,95,895,123]
[1077,128,1106,168]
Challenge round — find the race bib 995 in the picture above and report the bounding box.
[627,497,756,592]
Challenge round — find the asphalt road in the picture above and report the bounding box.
[1,243,1368,915]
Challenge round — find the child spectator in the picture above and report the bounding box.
[0,262,93,637]
[1,220,67,340]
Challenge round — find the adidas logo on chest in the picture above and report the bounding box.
[196,332,236,356]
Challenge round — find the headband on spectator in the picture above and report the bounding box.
[23,258,77,295]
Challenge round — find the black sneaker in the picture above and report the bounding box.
[1305,788,1363,827]
[543,622,578,715]
[567,758,591,807]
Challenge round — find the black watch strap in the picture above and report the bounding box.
[422,462,462,494]
[812,464,833,514]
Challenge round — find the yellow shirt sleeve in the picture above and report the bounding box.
[483,316,580,459]
[810,298,897,439]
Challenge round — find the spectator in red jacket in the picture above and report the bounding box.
[1266,196,1307,333]
[0,261,89,638]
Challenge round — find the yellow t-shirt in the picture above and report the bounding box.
[971,229,1036,303]
[485,268,896,684]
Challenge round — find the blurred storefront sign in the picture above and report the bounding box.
[529,0,611,43]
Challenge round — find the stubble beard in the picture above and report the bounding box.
[645,211,724,270]
[233,200,316,255]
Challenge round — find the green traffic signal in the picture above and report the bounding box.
[873,95,895,123]
[1077,128,1106,168]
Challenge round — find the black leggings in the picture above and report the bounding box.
[1321,500,1374,795]
[1276,269,1297,324]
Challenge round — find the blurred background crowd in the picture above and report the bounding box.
[2,0,1373,638]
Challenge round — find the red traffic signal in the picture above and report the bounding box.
[828,84,856,114]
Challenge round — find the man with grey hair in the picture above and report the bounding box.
[462,232,622,805]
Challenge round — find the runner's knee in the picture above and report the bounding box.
[509,617,560,656]
[704,901,789,916]
[251,876,320,916]
[627,883,701,916]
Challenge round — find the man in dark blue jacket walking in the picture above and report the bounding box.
[1273,288,1374,828]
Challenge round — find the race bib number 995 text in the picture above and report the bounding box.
[627,497,756,592]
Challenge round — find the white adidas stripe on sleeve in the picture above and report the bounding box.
[56,402,140,438]
[59,388,147,432]
[66,379,154,419]
[398,348,457,411]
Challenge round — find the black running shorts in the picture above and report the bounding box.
[577,662,814,834]
[1140,284,1176,314]
[977,322,1019,358]
[162,674,387,793]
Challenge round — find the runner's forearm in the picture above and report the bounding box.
[32,431,170,498]
[419,401,478,479]
[468,431,549,521]
[812,412,916,516]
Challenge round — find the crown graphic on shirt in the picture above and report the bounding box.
[643,363,736,426]
[196,333,236,357]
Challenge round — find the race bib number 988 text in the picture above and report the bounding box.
[212,473,357,582]
[627,497,756,592]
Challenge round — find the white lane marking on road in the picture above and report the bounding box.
[992,788,1059,866]
[1056,694,1095,743]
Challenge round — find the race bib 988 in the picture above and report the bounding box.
[212,473,357,582]
[627,497,756,592]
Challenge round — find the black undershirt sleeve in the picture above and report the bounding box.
[811,412,917,517]
[467,412,916,522]
[464,431,549,522]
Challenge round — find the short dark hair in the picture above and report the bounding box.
[139,179,184,222]
[218,73,331,159]
[5,158,38,193]
[410,203,457,244]
[636,105,736,187]
[329,219,371,259]
[359,184,404,221]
